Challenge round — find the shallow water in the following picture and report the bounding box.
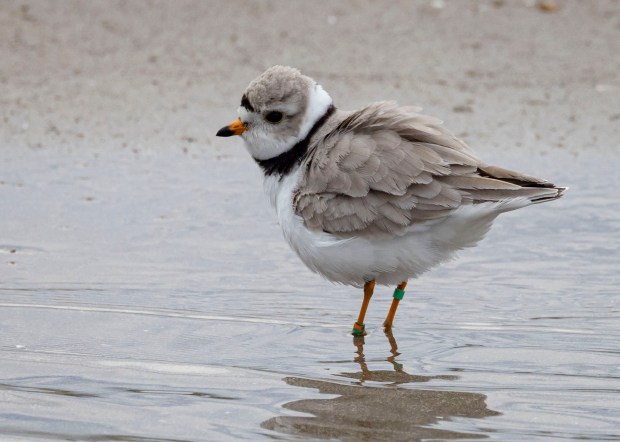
[1,145,619,441]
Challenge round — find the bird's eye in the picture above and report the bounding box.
[264,111,284,124]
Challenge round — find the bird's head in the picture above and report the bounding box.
[216,66,333,161]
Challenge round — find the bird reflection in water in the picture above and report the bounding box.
[346,329,457,386]
[262,330,500,440]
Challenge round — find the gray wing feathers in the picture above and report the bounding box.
[478,164,552,187]
[294,102,563,237]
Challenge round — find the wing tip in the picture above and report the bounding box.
[530,185,568,203]
[553,186,568,199]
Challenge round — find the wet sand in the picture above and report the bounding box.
[1,1,620,440]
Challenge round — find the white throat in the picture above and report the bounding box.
[241,84,333,161]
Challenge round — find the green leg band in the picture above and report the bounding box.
[393,288,405,300]
[352,322,365,335]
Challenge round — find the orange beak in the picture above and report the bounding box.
[216,118,247,137]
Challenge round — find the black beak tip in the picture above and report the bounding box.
[216,126,234,137]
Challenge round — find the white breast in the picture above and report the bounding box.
[262,168,504,287]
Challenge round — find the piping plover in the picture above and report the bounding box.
[217,66,566,335]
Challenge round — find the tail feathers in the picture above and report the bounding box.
[476,164,567,204]
[529,186,567,204]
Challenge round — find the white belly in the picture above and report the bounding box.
[264,168,515,287]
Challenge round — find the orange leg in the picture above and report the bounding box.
[384,281,407,329]
[352,280,375,335]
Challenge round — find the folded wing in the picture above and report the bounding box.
[293,102,564,237]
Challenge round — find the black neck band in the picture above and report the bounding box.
[256,104,335,178]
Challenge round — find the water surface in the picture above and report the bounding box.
[1,146,619,440]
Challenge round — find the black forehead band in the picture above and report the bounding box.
[240,94,255,112]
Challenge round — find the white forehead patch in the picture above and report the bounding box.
[237,106,252,122]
